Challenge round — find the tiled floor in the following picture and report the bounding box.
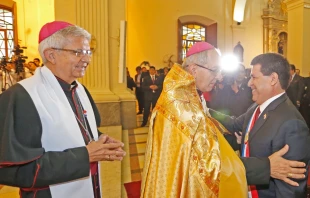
[121,114,148,197]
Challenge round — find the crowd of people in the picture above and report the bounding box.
[0,57,42,93]
[126,63,170,127]
[129,58,310,133]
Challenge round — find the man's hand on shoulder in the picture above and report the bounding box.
[268,144,306,186]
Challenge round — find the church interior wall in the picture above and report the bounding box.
[287,2,310,77]
[13,0,54,61]
[1,0,310,197]
[126,0,267,76]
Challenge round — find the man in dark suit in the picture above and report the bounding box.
[140,66,163,127]
[134,66,144,114]
[300,77,310,128]
[211,53,310,197]
[286,64,305,109]
[211,64,253,117]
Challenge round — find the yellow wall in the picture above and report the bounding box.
[126,0,266,76]
[108,0,130,95]
[286,0,310,76]
[303,6,310,76]
[287,3,304,74]
[14,0,54,62]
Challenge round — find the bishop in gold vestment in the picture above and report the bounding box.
[140,64,247,198]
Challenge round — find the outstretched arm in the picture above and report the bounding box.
[242,145,306,186]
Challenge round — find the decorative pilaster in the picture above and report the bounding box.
[76,0,119,102]
[55,0,136,129]
[261,0,288,55]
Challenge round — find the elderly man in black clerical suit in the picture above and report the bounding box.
[140,66,164,127]
[286,64,305,109]
[211,53,310,198]
[0,21,126,198]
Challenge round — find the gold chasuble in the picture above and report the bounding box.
[140,64,247,198]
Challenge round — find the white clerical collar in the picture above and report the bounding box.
[258,92,285,116]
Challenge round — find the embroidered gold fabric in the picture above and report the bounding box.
[140,64,247,198]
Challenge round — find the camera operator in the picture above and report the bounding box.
[24,61,38,78]
[33,57,43,67]
[0,45,28,93]
[0,59,16,94]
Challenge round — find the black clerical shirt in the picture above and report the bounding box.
[56,77,101,198]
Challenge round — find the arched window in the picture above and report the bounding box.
[0,4,17,58]
[181,24,206,61]
[178,16,217,63]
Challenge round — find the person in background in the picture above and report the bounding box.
[140,66,164,127]
[34,57,42,67]
[300,76,310,128]
[286,64,305,109]
[24,61,37,78]
[140,66,148,83]
[163,67,169,77]
[127,69,136,91]
[211,64,253,117]
[135,66,144,114]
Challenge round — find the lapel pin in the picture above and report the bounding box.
[264,114,267,119]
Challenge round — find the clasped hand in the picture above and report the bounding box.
[150,85,158,90]
[86,134,126,162]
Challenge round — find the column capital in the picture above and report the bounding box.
[285,0,310,11]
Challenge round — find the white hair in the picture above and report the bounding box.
[182,50,210,69]
[38,25,91,64]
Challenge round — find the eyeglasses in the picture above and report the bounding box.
[194,63,221,74]
[52,48,92,57]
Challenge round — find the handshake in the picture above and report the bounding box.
[86,134,126,162]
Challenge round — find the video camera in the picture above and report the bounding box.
[12,45,28,74]
[0,56,11,70]
[12,45,27,56]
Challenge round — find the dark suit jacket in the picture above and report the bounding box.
[211,93,310,198]
[134,73,141,86]
[141,74,163,101]
[210,80,253,117]
[134,73,143,93]
[286,74,305,107]
[300,77,310,127]
[126,76,136,90]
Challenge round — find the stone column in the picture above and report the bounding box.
[285,0,310,76]
[55,0,136,129]
[107,0,137,130]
